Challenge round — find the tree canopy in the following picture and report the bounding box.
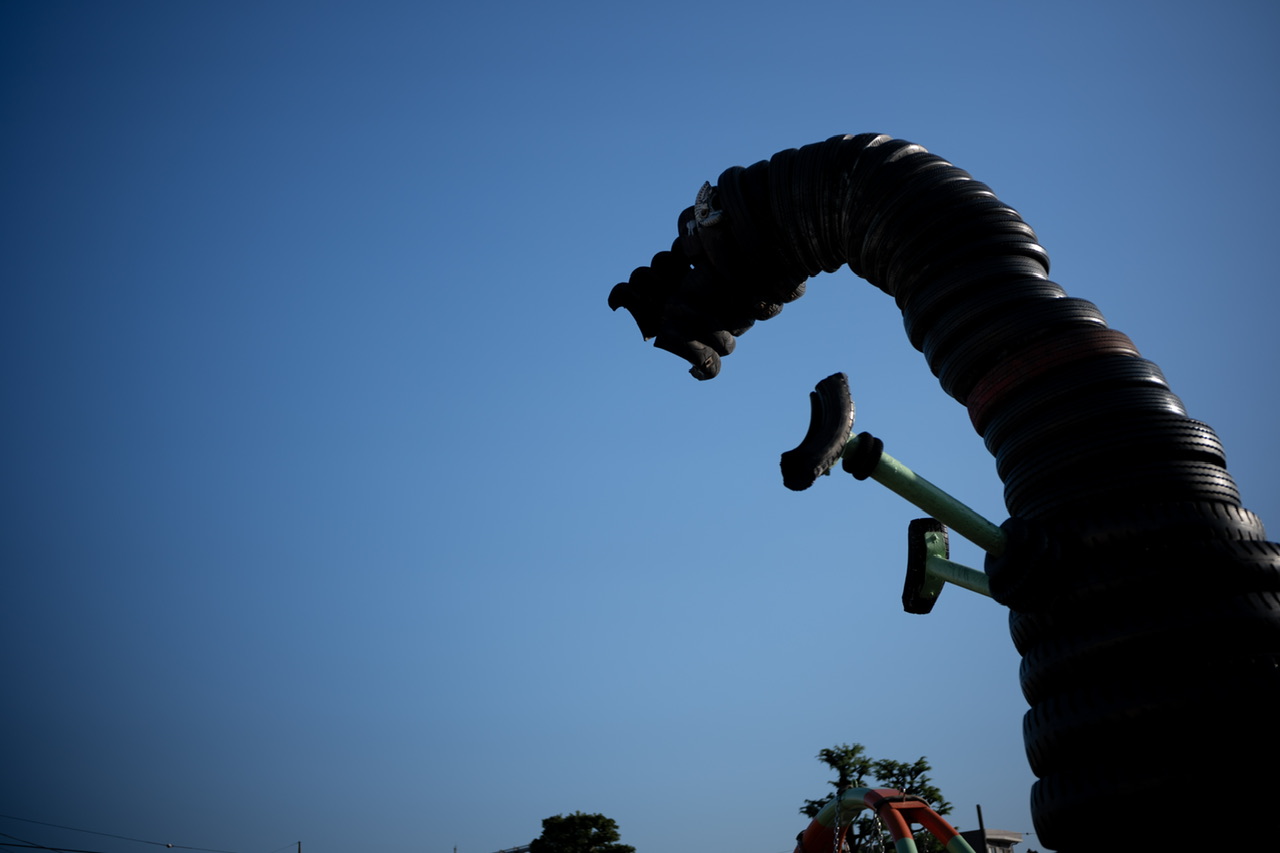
[528,812,635,853]
[800,743,952,853]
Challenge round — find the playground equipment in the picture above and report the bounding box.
[794,788,975,853]
[608,135,1280,851]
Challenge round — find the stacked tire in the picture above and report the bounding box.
[968,335,1280,848]
[1006,534,1280,847]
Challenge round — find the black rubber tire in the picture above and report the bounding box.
[840,139,932,260]
[860,157,985,285]
[903,517,948,614]
[995,412,1225,481]
[1017,587,1280,705]
[931,298,1110,403]
[737,159,812,303]
[837,136,911,280]
[1052,501,1267,551]
[862,164,977,286]
[1027,769,1145,851]
[1027,757,1278,852]
[904,276,1066,353]
[814,136,854,272]
[983,384,1187,462]
[999,428,1231,514]
[1000,531,1280,639]
[988,379,1181,466]
[1007,459,1241,518]
[801,138,860,274]
[828,133,894,280]
[768,147,815,280]
[777,141,851,280]
[965,330,1145,435]
[1005,520,1277,654]
[780,373,855,491]
[893,233,1051,321]
[790,141,829,275]
[717,165,787,294]
[1021,649,1280,775]
[916,285,1073,361]
[890,216,1046,308]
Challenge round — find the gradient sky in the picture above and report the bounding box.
[3,2,1278,853]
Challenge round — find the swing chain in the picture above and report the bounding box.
[832,789,841,853]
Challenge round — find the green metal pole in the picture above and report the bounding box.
[927,555,992,598]
[844,435,1006,557]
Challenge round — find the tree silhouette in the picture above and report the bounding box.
[528,812,635,853]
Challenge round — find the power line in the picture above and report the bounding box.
[0,830,84,853]
[3,840,117,853]
[0,816,284,853]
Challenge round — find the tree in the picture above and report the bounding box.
[800,743,953,853]
[528,812,635,853]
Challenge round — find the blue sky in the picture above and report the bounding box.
[3,2,1277,852]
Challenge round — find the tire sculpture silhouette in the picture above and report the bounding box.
[607,134,1280,851]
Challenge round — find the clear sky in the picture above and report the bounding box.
[3,2,1278,852]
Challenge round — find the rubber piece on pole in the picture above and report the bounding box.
[903,518,948,614]
[984,516,1061,611]
[841,431,884,481]
[780,373,855,491]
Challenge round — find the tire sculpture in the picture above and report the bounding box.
[607,134,1280,850]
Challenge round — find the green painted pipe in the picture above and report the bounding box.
[843,435,1006,557]
[927,555,992,598]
